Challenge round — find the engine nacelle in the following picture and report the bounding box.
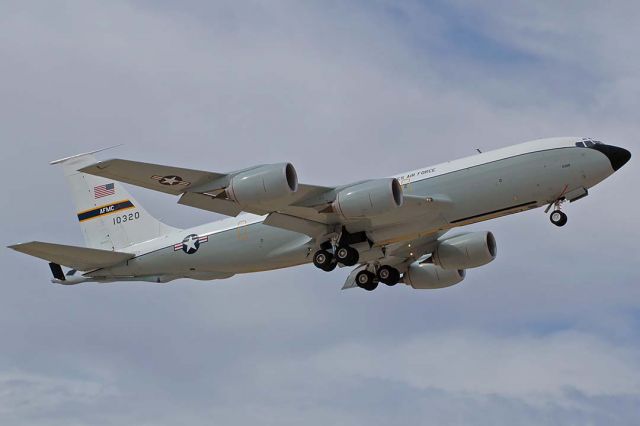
[432,231,497,270]
[404,263,466,289]
[226,163,298,207]
[332,178,403,219]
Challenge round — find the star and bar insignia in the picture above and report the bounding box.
[152,175,191,187]
[173,234,208,254]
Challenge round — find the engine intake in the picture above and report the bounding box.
[432,231,497,270]
[404,263,466,289]
[333,178,403,219]
[226,163,298,207]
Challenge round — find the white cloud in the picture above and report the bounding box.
[0,371,116,414]
[309,331,640,400]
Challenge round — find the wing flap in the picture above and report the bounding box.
[263,212,330,238]
[178,192,244,216]
[8,241,134,271]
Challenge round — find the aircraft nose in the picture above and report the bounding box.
[590,144,632,171]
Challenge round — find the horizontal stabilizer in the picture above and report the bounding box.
[8,241,134,271]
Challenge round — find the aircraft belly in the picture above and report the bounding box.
[101,222,312,277]
[191,224,312,273]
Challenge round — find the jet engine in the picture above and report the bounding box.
[332,178,403,219]
[404,263,466,289]
[226,163,298,207]
[431,231,497,270]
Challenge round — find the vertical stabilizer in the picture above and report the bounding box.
[51,150,180,250]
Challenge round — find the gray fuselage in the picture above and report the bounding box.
[97,139,619,282]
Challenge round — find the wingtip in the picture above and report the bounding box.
[7,242,34,251]
[49,144,124,165]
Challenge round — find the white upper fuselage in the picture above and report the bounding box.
[90,136,620,282]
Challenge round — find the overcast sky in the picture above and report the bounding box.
[1,1,639,425]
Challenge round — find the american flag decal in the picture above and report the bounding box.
[94,183,115,199]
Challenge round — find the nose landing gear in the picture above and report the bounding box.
[545,196,568,227]
[550,210,568,227]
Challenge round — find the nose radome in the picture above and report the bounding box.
[591,144,632,171]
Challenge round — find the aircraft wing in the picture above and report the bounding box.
[80,159,332,217]
[79,159,226,196]
[8,241,134,271]
[80,158,449,240]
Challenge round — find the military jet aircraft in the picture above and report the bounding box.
[8,137,631,291]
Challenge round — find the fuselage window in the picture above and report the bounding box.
[585,141,595,147]
[575,142,585,147]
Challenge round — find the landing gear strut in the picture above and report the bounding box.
[546,196,568,227]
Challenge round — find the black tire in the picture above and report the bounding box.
[377,265,400,286]
[355,270,378,291]
[322,259,338,272]
[550,210,568,227]
[313,250,335,271]
[336,246,359,266]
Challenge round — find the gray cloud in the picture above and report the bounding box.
[1,0,639,424]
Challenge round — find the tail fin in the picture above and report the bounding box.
[51,149,180,251]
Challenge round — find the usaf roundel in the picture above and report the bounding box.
[151,175,191,187]
[174,234,209,254]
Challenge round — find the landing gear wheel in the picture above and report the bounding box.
[335,246,359,266]
[355,270,378,291]
[550,210,568,227]
[313,250,336,271]
[377,265,400,286]
[322,259,337,272]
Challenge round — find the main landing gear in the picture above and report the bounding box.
[313,228,366,271]
[335,246,360,266]
[355,265,401,291]
[313,245,359,271]
[377,265,400,286]
[313,249,337,271]
[312,228,400,291]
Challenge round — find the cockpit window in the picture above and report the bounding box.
[580,138,605,147]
